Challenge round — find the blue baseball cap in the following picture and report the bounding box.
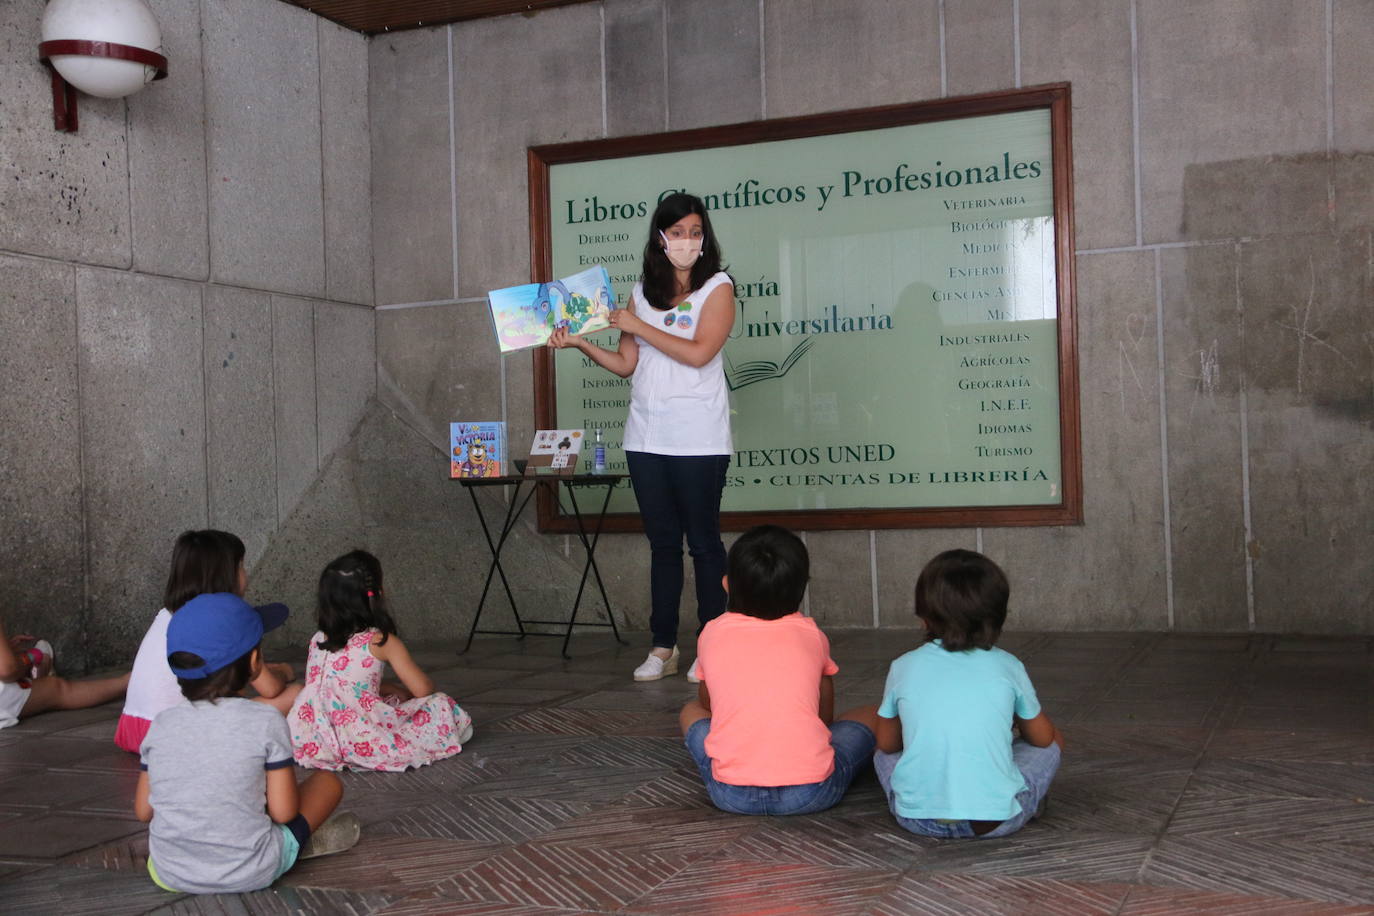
[166,593,289,679]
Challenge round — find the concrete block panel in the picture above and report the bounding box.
[369,27,453,306]
[0,3,130,267]
[665,0,761,129]
[316,301,376,462]
[943,0,1015,95]
[505,350,537,470]
[1240,235,1372,411]
[764,0,941,118]
[203,0,324,296]
[1159,245,1248,630]
[606,0,665,137]
[204,286,276,566]
[377,302,502,451]
[453,5,604,296]
[1333,154,1374,235]
[575,530,651,635]
[985,251,1167,630]
[272,295,319,522]
[1179,153,1330,243]
[1137,0,1326,243]
[805,530,874,627]
[1020,0,1136,250]
[875,529,978,627]
[249,453,366,648]
[0,256,84,662]
[1333,0,1374,151]
[320,19,373,305]
[77,269,207,665]
[1238,235,1373,633]
[1244,398,1374,634]
[129,0,209,281]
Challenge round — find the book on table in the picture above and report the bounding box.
[450,421,506,478]
[525,428,585,476]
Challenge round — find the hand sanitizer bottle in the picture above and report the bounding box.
[593,428,606,474]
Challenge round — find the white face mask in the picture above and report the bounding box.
[660,230,704,269]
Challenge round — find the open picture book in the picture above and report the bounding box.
[488,265,616,353]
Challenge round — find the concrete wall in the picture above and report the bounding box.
[0,0,374,668]
[371,0,1374,636]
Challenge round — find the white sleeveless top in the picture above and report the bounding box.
[622,272,733,456]
[122,609,186,721]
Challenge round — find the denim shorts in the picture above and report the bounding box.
[874,738,1061,839]
[685,718,876,816]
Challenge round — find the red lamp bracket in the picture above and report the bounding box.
[38,39,168,132]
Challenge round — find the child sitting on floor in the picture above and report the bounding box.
[289,550,472,771]
[135,593,359,894]
[875,549,1063,839]
[680,524,878,815]
[117,530,299,753]
[0,618,129,729]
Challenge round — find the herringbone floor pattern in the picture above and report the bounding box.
[1,631,1371,914]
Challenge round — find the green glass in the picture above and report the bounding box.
[549,109,1060,514]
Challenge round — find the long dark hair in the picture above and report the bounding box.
[163,530,245,612]
[316,550,398,652]
[639,193,725,311]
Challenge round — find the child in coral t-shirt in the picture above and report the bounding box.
[679,525,877,815]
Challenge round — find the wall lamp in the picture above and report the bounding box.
[39,0,168,133]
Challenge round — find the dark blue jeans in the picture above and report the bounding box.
[625,451,729,649]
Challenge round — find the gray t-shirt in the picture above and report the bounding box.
[140,697,295,893]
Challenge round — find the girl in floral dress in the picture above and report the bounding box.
[290,551,472,771]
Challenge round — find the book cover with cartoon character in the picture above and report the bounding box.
[451,422,506,478]
[487,265,615,353]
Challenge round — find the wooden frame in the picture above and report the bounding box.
[529,84,1081,534]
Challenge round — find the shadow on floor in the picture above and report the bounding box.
[1,631,1371,914]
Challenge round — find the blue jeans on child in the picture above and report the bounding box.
[685,718,876,815]
[873,739,1060,839]
[625,452,730,648]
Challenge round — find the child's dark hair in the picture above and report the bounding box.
[317,550,397,652]
[169,650,255,702]
[915,549,1009,651]
[164,530,246,612]
[639,193,726,310]
[726,525,809,620]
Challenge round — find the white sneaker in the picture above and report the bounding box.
[686,658,701,684]
[633,647,679,681]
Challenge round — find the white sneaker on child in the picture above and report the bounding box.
[686,658,701,684]
[632,647,679,681]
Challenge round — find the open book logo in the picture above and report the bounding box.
[725,337,814,391]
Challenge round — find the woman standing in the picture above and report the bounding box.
[550,193,735,682]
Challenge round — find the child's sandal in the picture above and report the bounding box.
[299,812,361,860]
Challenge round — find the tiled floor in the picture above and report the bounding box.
[2,631,1372,914]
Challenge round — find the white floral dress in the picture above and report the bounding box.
[289,630,472,772]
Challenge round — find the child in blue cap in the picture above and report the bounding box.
[134,593,359,894]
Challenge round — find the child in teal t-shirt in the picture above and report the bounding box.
[875,549,1063,839]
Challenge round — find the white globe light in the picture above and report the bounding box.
[41,0,164,99]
